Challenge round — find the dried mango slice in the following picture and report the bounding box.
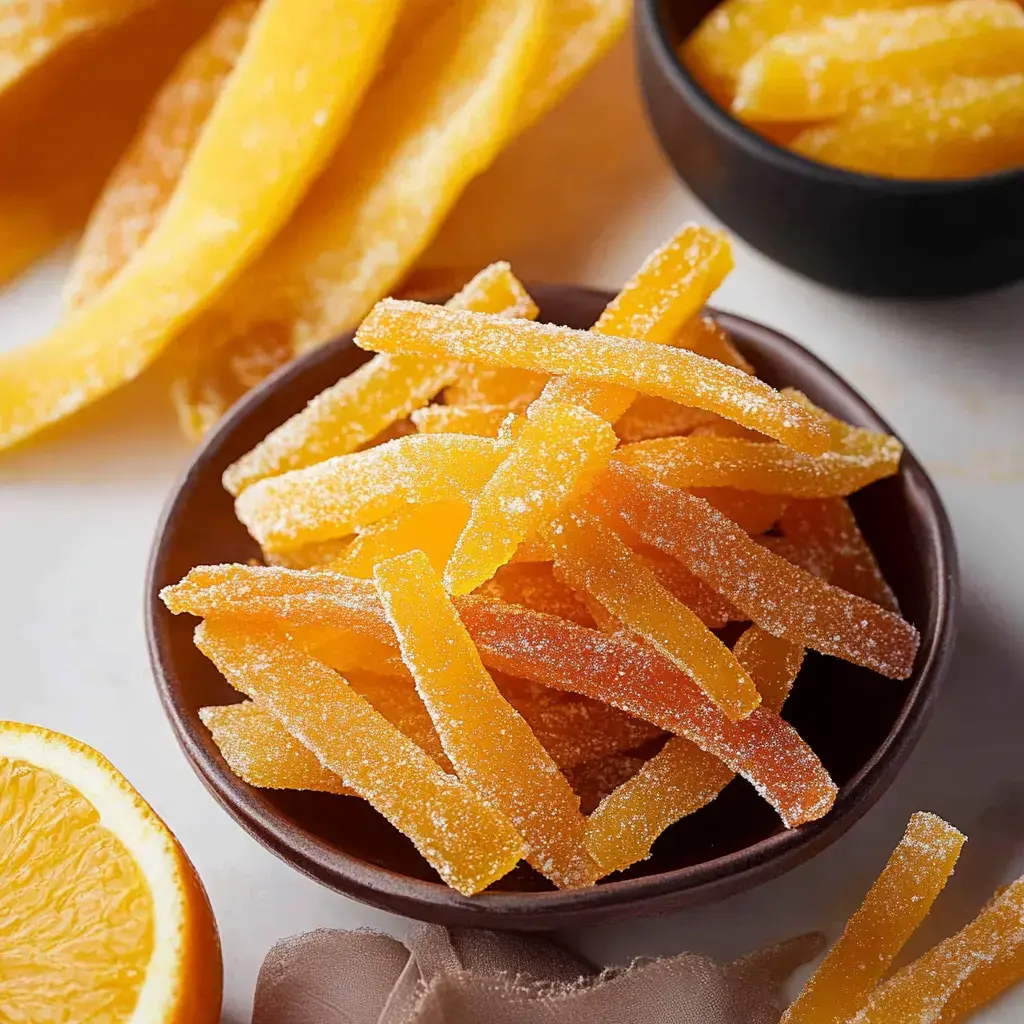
[476,562,596,627]
[65,1,258,308]
[411,404,513,437]
[585,625,803,875]
[234,434,505,553]
[614,397,719,444]
[221,263,534,496]
[853,876,1024,1022]
[782,812,966,1024]
[444,366,548,408]
[734,1,1024,122]
[332,499,471,579]
[194,618,522,895]
[780,498,899,611]
[793,74,1024,180]
[597,463,920,679]
[200,702,353,795]
[354,300,831,455]
[373,551,599,889]
[0,0,406,453]
[161,567,837,827]
[616,430,903,498]
[443,402,619,595]
[548,505,761,721]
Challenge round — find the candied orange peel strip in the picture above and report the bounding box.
[0,0,407,453]
[354,301,831,455]
[444,366,548,409]
[690,488,790,535]
[733,0,1024,122]
[616,428,903,498]
[411,403,514,437]
[443,401,618,595]
[782,812,966,1024]
[585,625,803,875]
[547,504,761,721]
[632,547,739,629]
[234,433,506,553]
[195,618,522,894]
[221,262,535,495]
[476,562,596,627]
[598,462,920,679]
[852,875,1024,1022]
[374,551,599,888]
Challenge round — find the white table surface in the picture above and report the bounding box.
[3,38,1024,1022]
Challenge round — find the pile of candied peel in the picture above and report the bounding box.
[162,223,920,897]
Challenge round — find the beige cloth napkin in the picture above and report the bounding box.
[251,923,824,1024]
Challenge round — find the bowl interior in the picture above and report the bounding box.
[147,285,954,926]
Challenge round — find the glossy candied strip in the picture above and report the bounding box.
[614,397,719,444]
[65,1,258,309]
[511,537,555,563]
[780,498,899,611]
[690,488,790,535]
[234,433,505,552]
[674,316,753,374]
[354,300,831,455]
[444,366,548,409]
[733,0,1024,122]
[792,74,1024,180]
[852,876,1024,1022]
[475,562,596,627]
[570,754,648,816]
[264,536,353,570]
[598,462,920,679]
[547,505,761,721]
[633,548,739,629]
[616,429,902,498]
[161,566,837,827]
[443,402,619,595]
[200,702,352,795]
[782,812,966,1024]
[0,0,405,454]
[411,404,512,437]
[286,626,410,679]
[332,499,470,579]
[585,626,803,875]
[221,262,534,495]
[373,551,599,889]
[194,618,523,894]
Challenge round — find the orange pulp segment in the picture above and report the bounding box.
[782,812,966,1023]
[373,551,599,888]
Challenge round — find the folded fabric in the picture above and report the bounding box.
[251,922,824,1024]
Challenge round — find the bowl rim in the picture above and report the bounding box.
[146,286,958,928]
[637,0,1024,194]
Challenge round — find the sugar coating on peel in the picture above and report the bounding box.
[585,625,804,875]
[194,618,523,895]
[733,0,1024,122]
[444,366,548,409]
[458,596,837,828]
[597,463,920,679]
[782,812,966,1024]
[200,702,353,795]
[633,547,740,629]
[287,625,410,680]
[443,402,618,595]
[373,551,599,889]
[411,403,513,437]
[615,430,903,498]
[355,300,830,455]
[780,498,899,612]
[235,433,505,552]
[547,504,761,721]
[689,487,791,535]
[475,562,597,627]
[614,397,720,444]
[674,316,753,374]
[333,499,471,579]
[851,875,1024,1022]
[222,262,535,495]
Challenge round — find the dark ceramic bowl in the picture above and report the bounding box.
[147,285,957,929]
[635,0,1024,297]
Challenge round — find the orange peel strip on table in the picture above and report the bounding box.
[222,262,536,495]
[234,433,506,553]
[194,618,522,895]
[585,626,804,875]
[596,462,920,679]
[615,429,903,498]
[442,401,618,596]
[373,551,599,889]
[353,301,831,455]
[547,504,761,721]
[781,812,966,1024]
[161,566,838,828]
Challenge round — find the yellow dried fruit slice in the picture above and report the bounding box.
[0,0,405,452]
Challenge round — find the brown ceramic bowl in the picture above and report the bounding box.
[146,284,957,929]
